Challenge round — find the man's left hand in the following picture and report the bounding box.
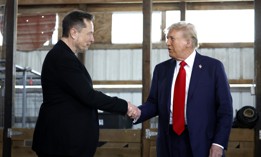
[209,145,223,157]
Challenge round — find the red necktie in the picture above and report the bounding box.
[173,61,187,135]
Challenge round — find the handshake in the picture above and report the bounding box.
[127,102,141,120]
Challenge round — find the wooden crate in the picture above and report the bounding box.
[95,129,141,157]
[0,128,254,157]
[226,128,254,157]
[0,128,141,157]
[146,128,255,157]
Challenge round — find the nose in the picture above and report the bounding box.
[90,34,95,43]
[166,38,170,46]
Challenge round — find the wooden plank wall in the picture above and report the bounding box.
[226,129,255,157]
[0,128,254,157]
[147,128,255,157]
[0,129,142,157]
[95,129,141,157]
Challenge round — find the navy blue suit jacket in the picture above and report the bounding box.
[135,52,233,157]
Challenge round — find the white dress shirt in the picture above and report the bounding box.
[170,50,196,125]
[169,50,224,150]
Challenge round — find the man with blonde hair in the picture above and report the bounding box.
[134,21,233,157]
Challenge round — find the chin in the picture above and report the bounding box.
[76,49,87,53]
[169,54,175,59]
[82,49,88,53]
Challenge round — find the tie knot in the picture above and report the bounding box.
[180,61,187,67]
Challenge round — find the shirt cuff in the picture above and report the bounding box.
[132,116,140,123]
[212,143,224,149]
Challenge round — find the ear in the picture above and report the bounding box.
[186,39,192,47]
[70,27,78,40]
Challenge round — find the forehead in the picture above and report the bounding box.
[167,29,183,37]
[167,29,184,38]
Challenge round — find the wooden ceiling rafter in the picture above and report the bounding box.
[16,0,253,5]
[0,0,254,6]
[0,0,254,52]
[16,1,254,15]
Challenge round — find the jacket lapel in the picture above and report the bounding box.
[166,59,176,114]
[187,52,203,104]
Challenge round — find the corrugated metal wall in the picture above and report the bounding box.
[14,47,255,127]
[85,48,254,81]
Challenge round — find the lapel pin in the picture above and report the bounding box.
[199,64,202,69]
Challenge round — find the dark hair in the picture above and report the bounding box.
[62,10,94,37]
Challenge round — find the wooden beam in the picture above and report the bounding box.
[141,0,152,157]
[99,129,141,142]
[17,0,253,5]
[31,42,253,51]
[93,80,142,85]
[199,42,254,48]
[161,11,166,41]
[254,0,261,156]
[2,0,17,157]
[142,0,151,110]
[17,1,254,14]
[18,5,76,14]
[229,79,254,84]
[88,42,253,50]
[188,1,253,10]
[94,79,254,85]
[180,2,186,20]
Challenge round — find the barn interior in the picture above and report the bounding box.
[0,0,261,157]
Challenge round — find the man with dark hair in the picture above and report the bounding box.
[32,10,140,157]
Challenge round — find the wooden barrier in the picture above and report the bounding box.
[0,128,254,157]
[6,128,37,157]
[147,128,255,157]
[226,128,254,157]
[95,129,141,157]
[0,128,141,157]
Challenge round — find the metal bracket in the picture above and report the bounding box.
[7,128,23,138]
[145,129,158,139]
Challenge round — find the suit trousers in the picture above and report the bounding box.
[168,125,193,157]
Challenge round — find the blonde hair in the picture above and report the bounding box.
[165,21,199,48]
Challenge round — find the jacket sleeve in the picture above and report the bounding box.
[213,61,233,149]
[135,65,160,124]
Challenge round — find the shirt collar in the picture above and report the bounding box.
[176,50,196,68]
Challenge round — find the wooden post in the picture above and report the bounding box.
[180,2,186,21]
[254,0,261,157]
[142,0,152,157]
[2,0,17,157]
[161,11,166,41]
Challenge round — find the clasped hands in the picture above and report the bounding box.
[127,102,141,120]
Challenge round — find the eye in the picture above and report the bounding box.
[167,36,175,41]
[166,36,175,41]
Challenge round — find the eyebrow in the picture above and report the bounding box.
[166,35,175,39]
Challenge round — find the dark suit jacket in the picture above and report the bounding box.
[135,52,233,157]
[32,40,128,157]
